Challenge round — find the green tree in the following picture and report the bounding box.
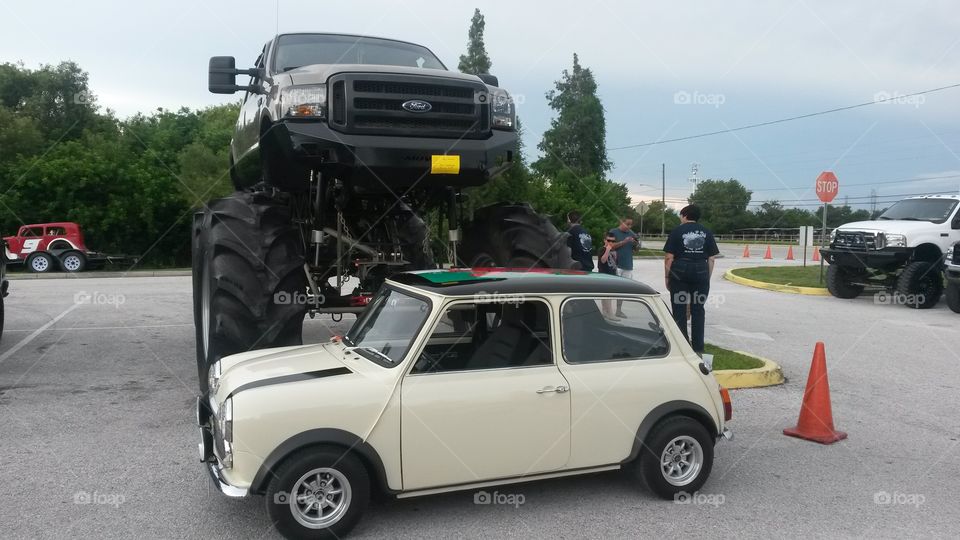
[638,200,680,234]
[813,204,872,228]
[458,9,493,74]
[533,54,611,179]
[688,179,752,234]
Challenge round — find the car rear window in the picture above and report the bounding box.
[561,298,669,363]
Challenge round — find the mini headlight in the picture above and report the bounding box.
[217,397,234,468]
[208,361,221,394]
[885,233,907,248]
[281,84,327,118]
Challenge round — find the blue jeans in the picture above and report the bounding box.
[668,259,710,353]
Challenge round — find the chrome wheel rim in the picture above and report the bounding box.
[289,467,352,529]
[63,255,81,271]
[31,256,49,272]
[660,435,703,486]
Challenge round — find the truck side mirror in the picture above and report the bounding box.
[952,216,960,230]
[477,73,499,87]
[209,56,260,94]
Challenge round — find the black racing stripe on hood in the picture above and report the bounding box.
[227,367,352,400]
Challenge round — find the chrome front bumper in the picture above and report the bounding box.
[197,396,247,498]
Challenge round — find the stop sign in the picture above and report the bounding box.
[816,171,839,203]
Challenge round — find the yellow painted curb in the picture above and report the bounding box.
[713,352,785,389]
[724,268,830,296]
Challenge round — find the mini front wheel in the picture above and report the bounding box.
[266,448,370,539]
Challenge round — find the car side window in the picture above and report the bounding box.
[561,298,669,363]
[411,300,553,374]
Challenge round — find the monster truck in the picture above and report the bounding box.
[194,32,574,392]
[820,195,960,309]
[3,222,136,273]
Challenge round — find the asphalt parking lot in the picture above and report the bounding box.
[2,256,959,539]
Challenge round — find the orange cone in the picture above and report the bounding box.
[763,245,773,259]
[785,246,795,260]
[742,245,750,258]
[812,248,820,262]
[783,342,847,444]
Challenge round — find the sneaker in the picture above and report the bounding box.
[615,311,627,318]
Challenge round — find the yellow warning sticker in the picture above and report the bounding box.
[431,155,460,175]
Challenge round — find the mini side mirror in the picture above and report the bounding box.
[478,73,499,87]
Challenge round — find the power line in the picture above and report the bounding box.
[608,83,960,151]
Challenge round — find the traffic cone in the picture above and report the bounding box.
[783,342,847,444]
[812,248,820,262]
[763,245,773,259]
[785,246,795,260]
[742,245,750,258]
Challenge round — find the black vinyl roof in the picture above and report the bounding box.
[389,268,659,296]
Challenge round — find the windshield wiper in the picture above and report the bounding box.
[877,216,892,220]
[899,217,926,221]
[354,346,393,364]
[281,66,301,72]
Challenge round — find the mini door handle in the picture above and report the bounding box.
[537,385,569,394]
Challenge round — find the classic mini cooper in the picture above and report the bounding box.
[197,269,733,539]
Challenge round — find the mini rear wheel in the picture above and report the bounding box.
[266,448,370,539]
[636,416,714,499]
[26,252,56,273]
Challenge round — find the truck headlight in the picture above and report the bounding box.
[885,234,907,248]
[281,84,327,118]
[208,361,221,395]
[490,91,515,130]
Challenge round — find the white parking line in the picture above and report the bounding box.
[0,303,81,364]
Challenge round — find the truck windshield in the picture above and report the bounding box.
[878,199,958,223]
[344,287,430,367]
[274,34,446,72]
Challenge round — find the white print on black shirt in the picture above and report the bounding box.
[681,230,707,254]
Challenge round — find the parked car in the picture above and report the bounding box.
[2,222,135,273]
[197,268,733,539]
[821,195,960,308]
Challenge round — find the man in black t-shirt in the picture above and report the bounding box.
[663,204,720,354]
[566,210,594,271]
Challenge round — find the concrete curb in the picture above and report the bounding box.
[724,268,829,296]
[713,351,786,389]
[7,269,191,280]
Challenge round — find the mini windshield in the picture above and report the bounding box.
[878,199,958,223]
[274,34,446,72]
[344,287,430,366]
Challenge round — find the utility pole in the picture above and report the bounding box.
[661,163,666,236]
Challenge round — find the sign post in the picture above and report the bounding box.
[635,201,649,249]
[815,171,839,283]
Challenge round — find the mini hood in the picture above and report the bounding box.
[217,343,351,400]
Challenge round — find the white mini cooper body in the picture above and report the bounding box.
[197,269,732,539]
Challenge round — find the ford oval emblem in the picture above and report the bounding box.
[402,99,432,113]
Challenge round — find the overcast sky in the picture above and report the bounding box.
[3,0,959,210]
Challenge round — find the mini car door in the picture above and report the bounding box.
[400,299,571,490]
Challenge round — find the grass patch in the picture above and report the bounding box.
[705,344,765,370]
[730,265,826,288]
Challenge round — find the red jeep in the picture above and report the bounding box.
[2,222,130,273]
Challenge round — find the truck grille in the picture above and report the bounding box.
[328,73,489,139]
[952,245,960,265]
[832,231,877,251]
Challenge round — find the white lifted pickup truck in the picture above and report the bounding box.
[821,195,960,308]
